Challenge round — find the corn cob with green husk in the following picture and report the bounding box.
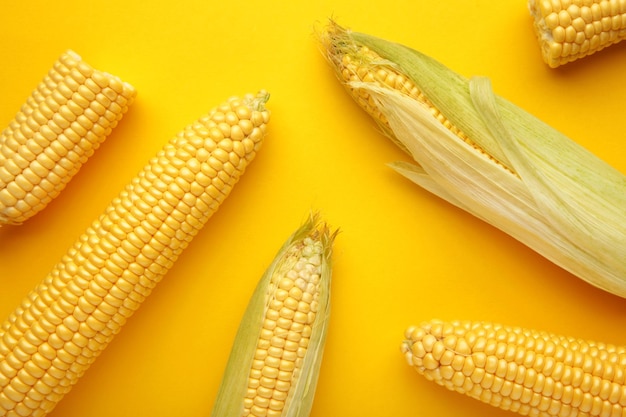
[402,319,626,417]
[529,0,626,68]
[320,21,626,298]
[211,214,336,417]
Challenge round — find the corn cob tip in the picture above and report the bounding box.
[246,89,270,109]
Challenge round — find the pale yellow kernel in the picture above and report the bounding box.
[0,188,19,207]
[275,289,290,302]
[277,370,293,382]
[261,366,279,379]
[216,122,232,138]
[250,111,265,127]
[266,345,285,360]
[278,278,293,294]
[282,297,298,311]
[450,371,466,388]
[235,105,252,119]
[275,317,293,334]
[292,311,309,324]
[262,359,281,377]
[268,399,284,411]
[242,138,255,154]
[253,396,270,408]
[3,384,25,403]
[238,119,254,136]
[250,405,268,416]
[448,354,464,373]
[247,360,266,374]
[292,300,310,314]
[229,125,245,141]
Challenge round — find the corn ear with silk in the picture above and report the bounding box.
[320,21,626,298]
[211,214,336,417]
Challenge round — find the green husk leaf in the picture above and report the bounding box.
[210,213,336,417]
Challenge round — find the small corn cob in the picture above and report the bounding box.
[402,319,626,417]
[321,21,626,298]
[211,215,336,417]
[0,50,136,225]
[529,0,626,67]
[0,91,270,417]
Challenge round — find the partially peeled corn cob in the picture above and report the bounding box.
[529,0,626,67]
[402,319,626,417]
[321,22,626,298]
[0,50,136,225]
[0,91,270,417]
[211,215,336,417]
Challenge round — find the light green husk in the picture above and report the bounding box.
[210,214,336,417]
[323,22,626,298]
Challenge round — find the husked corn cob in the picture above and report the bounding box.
[211,215,336,417]
[0,91,270,417]
[402,319,626,417]
[529,0,626,67]
[0,50,136,225]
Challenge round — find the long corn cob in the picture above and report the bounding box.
[0,50,136,225]
[211,215,336,417]
[529,0,626,67]
[402,319,626,417]
[0,91,270,417]
[321,22,626,298]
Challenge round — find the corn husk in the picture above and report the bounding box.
[210,214,336,417]
[321,22,626,297]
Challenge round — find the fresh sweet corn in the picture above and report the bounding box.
[529,0,626,67]
[402,319,626,417]
[211,215,336,417]
[321,21,626,298]
[0,91,270,417]
[0,50,136,225]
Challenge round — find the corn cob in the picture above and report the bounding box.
[321,21,626,298]
[529,0,626,67]
[402,319,626,417]
[0,91,270,417]
[0,50,136,225]
[211,215,336,417]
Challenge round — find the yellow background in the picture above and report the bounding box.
[1,1,625,416]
